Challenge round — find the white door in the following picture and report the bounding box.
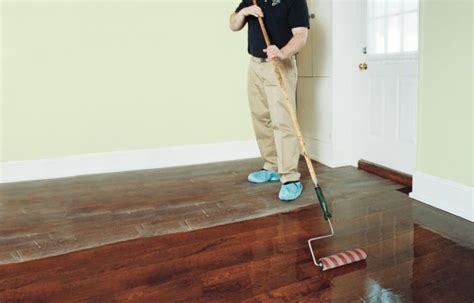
[361,0,419,174]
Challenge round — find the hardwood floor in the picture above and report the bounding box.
[0,158,404,264]
[0,158,473,302]
[0,199,472,302]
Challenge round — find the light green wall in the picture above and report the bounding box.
[3,0,473,188]
[1,1,254,162]
[417,0,473,186]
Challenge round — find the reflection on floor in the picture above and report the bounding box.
[0,158,405,264]
[0,181,473,301]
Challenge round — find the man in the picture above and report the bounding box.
[229,0,309,201]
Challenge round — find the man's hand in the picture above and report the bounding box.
[239,5,264,18]
[230,5,263,32]
[263,45,288,60]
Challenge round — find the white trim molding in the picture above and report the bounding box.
[0,140,260,184]
[409,171,474,222]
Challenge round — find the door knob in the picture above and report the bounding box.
[359,63,368,70]
[309,13,316,19]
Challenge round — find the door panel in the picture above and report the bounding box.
[368,76,385,137]
[398,76,417,143]
[311,0,332,77]
[296,0,313,77]
[297,77,332,143]
[363,58,418,174]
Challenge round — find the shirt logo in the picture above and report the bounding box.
[272,0,280,6]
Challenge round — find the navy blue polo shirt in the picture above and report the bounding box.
[235,0,310,58]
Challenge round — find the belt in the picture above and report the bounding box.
[251,56,271,63]
[251,55,295,63]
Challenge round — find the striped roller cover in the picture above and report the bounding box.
[319,248,367,271]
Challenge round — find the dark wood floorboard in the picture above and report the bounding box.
[0,201,472,302]
[0,158,403,264]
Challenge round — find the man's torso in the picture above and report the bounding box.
[236,0,309,58]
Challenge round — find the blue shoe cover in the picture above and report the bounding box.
[279,181,303,201]
[248,169,280,183]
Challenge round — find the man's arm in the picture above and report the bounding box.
[263,27,308,60]
[229,5,264,32]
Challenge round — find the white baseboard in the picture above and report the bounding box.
[0,140,260,183]
[409,171,474,222]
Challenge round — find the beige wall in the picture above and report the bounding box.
[417,0,473,186]
[1,1,253,162]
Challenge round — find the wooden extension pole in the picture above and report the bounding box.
[251,0,319,187]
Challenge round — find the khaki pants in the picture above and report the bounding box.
[247,55,301,183]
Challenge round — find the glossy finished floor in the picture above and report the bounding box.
[0,201,473,302]
[0,160,473,302]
